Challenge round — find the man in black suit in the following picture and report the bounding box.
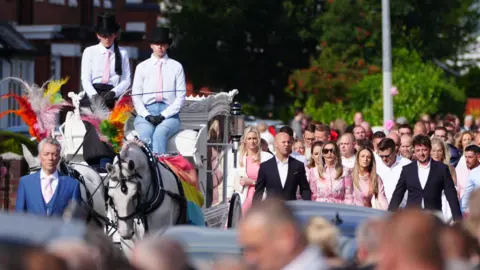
[388,135,462,221]
[253,132,312,202]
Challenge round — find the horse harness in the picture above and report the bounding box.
[107,143,186,232]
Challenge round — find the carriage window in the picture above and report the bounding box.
[0,59,34,133]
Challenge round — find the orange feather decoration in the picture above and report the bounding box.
[99,95,134,152]
[0,94,42,139]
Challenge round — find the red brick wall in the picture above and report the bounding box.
[34,55,51,86]
[0,159,28,212]
[33,2,81,25]
[0,0,17,22]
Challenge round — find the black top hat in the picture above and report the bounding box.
[145,27,173,45]
[94,13,120,35]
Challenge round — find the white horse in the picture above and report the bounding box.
[105,140,185,241]
[22,144,109,228]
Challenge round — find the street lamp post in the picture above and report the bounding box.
[382,0,394,126]
[222,102,244,204]
[230,102,245,169]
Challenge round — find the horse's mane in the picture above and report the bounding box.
[119,139,146,159]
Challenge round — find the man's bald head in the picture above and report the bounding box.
[387,132,400,153]
[378,209,443,270]
[239,198,306,270]
[275,132,293,158]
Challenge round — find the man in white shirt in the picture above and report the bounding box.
[375,138,411,206]
[239,198,327,270]
[132,27,186,155]
[338,133,356,169]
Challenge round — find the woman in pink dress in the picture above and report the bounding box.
[352,147,388,209]
[227,126,273,214]
[307,141,354,204]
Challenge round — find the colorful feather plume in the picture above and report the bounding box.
[0,77,71,141]
[99,94,134,152]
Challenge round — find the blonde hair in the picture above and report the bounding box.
[238,126,261,167]
[352,147,379,198]
[306,217,340,258]
[456,131,475,151]
[431,138,451,165]
[318,142,343,179]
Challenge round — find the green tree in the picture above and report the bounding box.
[348,49,466,125]
[0,131,37,156]
[166,0,318,110]
[287,0,382,107]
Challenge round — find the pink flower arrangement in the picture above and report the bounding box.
[384,120,395,132]
[390,86,398,96]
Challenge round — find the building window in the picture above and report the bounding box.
[104,0,113,8]
[0,59,34,133]
[125,22,146,32]
[68,0,78,7]
[126,0,143,3]
[48,0,65,4]
[94,0,101,7]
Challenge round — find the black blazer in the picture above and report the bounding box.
[388,159,462,220]
[253,156,311,202]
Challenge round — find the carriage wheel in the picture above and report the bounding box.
[227,192,242,228]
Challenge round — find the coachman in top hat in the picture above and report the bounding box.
[80,13,131,168]
[131,27,186,155]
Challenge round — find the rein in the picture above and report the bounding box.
[109,143,167,231]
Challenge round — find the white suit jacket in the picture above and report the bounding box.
[226,151,273,202]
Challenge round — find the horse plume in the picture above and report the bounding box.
[0,77,71,141]
[100,93,134,152]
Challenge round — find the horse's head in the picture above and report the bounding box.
[106,142,150,239]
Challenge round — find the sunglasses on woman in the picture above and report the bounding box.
[322,148,334,154]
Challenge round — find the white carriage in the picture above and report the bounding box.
[59,89,243,227]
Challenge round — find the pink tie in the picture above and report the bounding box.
[155,60,163,102]
[43,177,54,203]
[101,50,111,83]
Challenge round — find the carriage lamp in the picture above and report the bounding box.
[230,102,245,169]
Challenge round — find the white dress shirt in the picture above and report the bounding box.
[81,43,131,97]
[418,160,431,208]
[132,54,186,119]
[376,155,411,206]
[276,156,289,188]
[40,170,59,198]
[341,155,356,169]
[282,245,328,270]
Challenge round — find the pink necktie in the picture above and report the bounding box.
[101,50,111,83]
[43,177,54,203]
[155,60,164,102]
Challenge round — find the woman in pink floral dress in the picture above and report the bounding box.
[307,141,354,204]
[352,147,388,209]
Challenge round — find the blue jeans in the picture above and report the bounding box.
[134,102,180,154]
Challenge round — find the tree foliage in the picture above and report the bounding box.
[287,0,382,104]
[326,49,465,125]
[167,0,317,107]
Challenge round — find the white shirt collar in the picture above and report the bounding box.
[40,169,59,181]
[98,43,114,54]
[418,159,431,169]
[151,53,169,64]
[276,155,289,164]
[283,246,326,270]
